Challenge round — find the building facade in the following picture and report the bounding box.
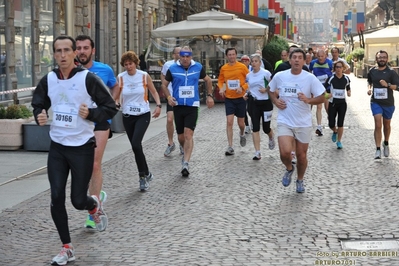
[0,0,210,101]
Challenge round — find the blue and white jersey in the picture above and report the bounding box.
[168,60,203,107]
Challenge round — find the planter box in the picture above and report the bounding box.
[0,118,33,150]
[23,121,51,151]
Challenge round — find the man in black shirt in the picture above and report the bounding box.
[367,50,399,159]
[271,45,309,79]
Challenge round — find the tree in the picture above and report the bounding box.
[262,36,289,68]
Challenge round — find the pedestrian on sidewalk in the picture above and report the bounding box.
[31,35,118,265]
[117,51,162,191]
[161,46,182,157]
[324,60,351,149]
[75,35,120,229]
[218,47,249,156]
[244,53,275,160]
[367,50,399,159]
[161,46,214,177]
[269,48,325,193]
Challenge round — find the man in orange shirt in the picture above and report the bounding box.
[218,47,249,155]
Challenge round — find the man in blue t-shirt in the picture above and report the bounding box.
[309,49,332,136]
[75,35,120,229]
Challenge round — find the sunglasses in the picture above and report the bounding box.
[241,59,249,61]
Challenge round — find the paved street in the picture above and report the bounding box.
[1,74,399,265]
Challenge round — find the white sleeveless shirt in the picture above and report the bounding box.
[47,70,96,146]
[118,70,151,116]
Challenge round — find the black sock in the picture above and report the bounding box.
[384,141,389,146]
[377,147,381,150]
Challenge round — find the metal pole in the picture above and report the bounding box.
[117,1,123,74]
[65,0,74,37]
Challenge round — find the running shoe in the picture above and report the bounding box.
[179,145,184,155]
[139,176,149,191]
[331,132,337,143]
[375,149,381,159]
[85,190,107,229]
[90,195,108,231]
[181,162,190,177]
[164,143,176,157]
[51,244,75,265]
[253,151,261,160]
[315,127,323,136]
[291,151,297,164]
[240,134,246,147]
[244,125,251,134]
[225,146,235,156]
[383,143,390,157]
[146,172,154,182]
[336,141,343,149]
[296,180,305,193]
[282,164,295,187]
[269,136,276,150]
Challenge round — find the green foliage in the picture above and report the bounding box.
[350,48,365,61]
[41,57,51,65]
[0,104,33,119]
[346,53,353,63]
[263,36,289,68]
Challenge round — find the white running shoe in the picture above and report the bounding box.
[51,244,75,265]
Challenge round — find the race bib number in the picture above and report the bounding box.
[332,90,345,99]
[374,88,388,99]
[179,86,195,98]
[317,74,328,83]
[227,80,240,90]
[53,104,78,128]
[126,105,142,115]
[263,111,272,122]
[280,86,298,97]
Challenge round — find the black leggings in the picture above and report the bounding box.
[48,140,96,244]
[250,99,273,134]
[123,112,151,176]
[328,101,347,128]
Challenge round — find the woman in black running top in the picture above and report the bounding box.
[324,61,351,149]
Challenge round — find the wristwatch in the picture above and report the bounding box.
[156,104,162,108]
[207,94,214,98]
[387,83,391,88]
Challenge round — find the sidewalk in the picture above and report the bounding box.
[2,75,399,265]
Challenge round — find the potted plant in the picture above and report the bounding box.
[0,104,34,150]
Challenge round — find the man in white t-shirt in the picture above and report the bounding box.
[269,48,326,193]
[161,46,181,157]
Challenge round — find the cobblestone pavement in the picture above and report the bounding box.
[1,75,399,265]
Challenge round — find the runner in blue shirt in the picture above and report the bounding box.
[309,49,333,136]
[75,35,120,229]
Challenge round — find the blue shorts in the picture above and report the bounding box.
[371,102,395,119]
[224,98,246,118]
